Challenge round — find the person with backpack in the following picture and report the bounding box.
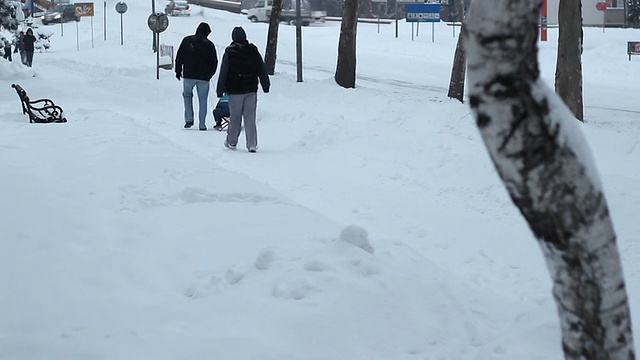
[175,22,218,131]
[216,27,270,153]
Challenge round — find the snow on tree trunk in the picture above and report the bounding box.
[0,0,20,31]
[335,0,359,88]
[464,0,635,359]
[555,0,584,121]
[628,0,640,28]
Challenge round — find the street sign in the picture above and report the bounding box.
[596,1,607,11]
[406,3,440,22]
[147,13,169,33]
[74,2,95,17]
[115,2,128,14]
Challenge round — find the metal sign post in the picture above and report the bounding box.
[596,1,607,33]
[74,3,96,49]
[371,0,385,34]
[147,12,169,79]
[405,3,440,42]
[115,2,128,45]
[295,0,303,82]
[103,1,107,41]
[541,0,547,41]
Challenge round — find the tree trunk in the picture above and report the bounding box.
[447,24,466,103]
[264,0,283,75]
[464,1,635,359]
[555,0,584,121]
[335,0,359,88]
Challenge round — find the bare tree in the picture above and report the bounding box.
[464,0,635,359]
[335,0,359,88]
[264,0,284,75]
[447,25,466,103]
[447,0,469,103]
[555,0,584,121]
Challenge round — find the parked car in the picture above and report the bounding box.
[165,0,191,16]
[40,3,80,25]
[243,0,325,26]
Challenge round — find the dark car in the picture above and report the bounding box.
[40,4,80,25]
[165,0,191,16]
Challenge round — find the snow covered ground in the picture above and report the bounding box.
[1,1,639,359]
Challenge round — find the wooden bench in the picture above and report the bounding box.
[11,84,67,123]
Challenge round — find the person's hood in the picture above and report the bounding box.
[196,22,211,36]
[232,27,247,43]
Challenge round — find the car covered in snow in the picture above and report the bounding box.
[165,0,191,16]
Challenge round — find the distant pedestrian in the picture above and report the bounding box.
[175,22,218,131]
[14,31,26,65]
[212,93,230,130]
[2,37,11,62]
[216,27,270,153]
[22,28,36,67]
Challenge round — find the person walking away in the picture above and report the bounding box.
[175,22,218,131]
[2,37,11,62]
[14,31,26,65]
[212,93,230,130]
[216,27,270,153]
[22,28,36,67]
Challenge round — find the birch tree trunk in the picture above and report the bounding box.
[464,0,635,358]
[555,0,584,121]
[335,0,359,88]
[264,0,283,75]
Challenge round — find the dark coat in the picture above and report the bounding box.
[22,33,36,52]
[216,27,270,97]
[175,23,218,81]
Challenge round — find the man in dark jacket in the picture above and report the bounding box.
[216,27,270,153]
[175,22,218,130]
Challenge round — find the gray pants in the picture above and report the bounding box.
[226,92,258,150]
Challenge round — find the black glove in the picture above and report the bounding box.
[217,93,223,98]
[175,72,181,80]
[263,87,269,94]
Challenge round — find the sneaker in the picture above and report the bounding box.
[184,122,193,129]
[199,127,207,131]
[224,139,236,150]
[213,124,223,131]
[248,147,257,153]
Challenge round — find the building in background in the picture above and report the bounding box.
[547,0,626,27]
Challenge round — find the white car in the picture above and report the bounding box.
[165,0,191,16]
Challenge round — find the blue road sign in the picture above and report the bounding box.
[406,3,441,22]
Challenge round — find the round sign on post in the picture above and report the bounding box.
[147,13,169,33]
[115,2,127,14]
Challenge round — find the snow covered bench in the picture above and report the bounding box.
[11,84,67,123]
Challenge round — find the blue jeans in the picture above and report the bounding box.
[182,78,210,129]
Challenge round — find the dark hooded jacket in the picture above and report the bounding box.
[175,23,218,81]
[216,27,270,96]
[22,30,36,52]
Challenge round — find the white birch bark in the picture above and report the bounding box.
[463,1,635,359]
